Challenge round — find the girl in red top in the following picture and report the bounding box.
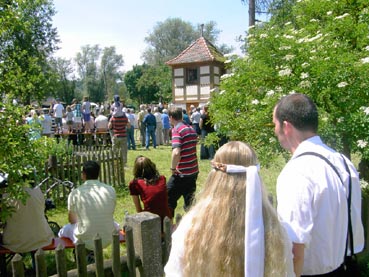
[129,156,172,227]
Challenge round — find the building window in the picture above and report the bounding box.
[186,68,198,84]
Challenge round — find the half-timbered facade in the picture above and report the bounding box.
[166,37,225,111]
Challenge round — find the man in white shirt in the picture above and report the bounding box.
[58,161,118,250]
[273,93,364,276]
[94,112,109,146]
[53,99,64,133]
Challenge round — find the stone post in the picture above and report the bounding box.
[125,212,163,277]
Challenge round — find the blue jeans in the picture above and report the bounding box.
[145,125,156,149]
[127,126,136,150]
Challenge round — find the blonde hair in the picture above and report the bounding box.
[182,141,290,277]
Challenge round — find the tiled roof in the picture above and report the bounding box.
[166,37,225,65]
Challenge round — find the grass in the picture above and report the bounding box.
[48,143,283,226]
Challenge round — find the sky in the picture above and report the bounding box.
[52,0,249,71]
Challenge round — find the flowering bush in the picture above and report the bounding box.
[210,0,369,164]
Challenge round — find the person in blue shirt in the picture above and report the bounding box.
[142,108,157,149]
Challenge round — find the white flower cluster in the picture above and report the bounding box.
[266,90,275,97]
[361,57,369,64]
[300,72,309,79]
[283,54,295,61]
[327,11,333,16]
[360,106,369,115]
[337,82,348,88]
[260,34,268,38]
[357,140,368,149]
[283,34,294,39]
[361,179,369,194]
[275,86,283,92]
[365,46,369,51]
[302,62,310,68]
[220,73,234,79]
[251,99,260,105]
[279,46,292,50]
[278,67,292,77]
[334,13,350,20]
[299,80,311,88]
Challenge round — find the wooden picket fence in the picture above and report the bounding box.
[46,145,125,188]
[9,213,173,277]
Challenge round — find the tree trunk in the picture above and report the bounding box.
[249,0,256,26]
[359,158,369,182]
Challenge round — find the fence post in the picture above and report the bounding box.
[125,226,136,277]
[55,244,67,277]
[112,229,121,276]
[11,254,24,277]
[125,212,163,277]
[162,217,172,265]
[75,239,87,276]
[94,234,104,277]
[35,248,47,277]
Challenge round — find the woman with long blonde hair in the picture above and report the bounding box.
[165,141,294,277]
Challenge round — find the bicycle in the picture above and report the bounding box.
[36,176,75,236]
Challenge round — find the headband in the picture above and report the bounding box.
[212,162,264,277]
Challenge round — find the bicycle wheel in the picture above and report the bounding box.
[48,221,61,237]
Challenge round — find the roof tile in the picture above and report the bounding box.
[166,37,225,65]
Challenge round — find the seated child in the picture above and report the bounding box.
[129,156,172,228]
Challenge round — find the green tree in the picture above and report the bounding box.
[50,57,76,104]
[142,18,232,65]
[75,44,102,102]
[0,0,60,221]
[124,64,150,104]
[211,0,369,165]
[100,46,124,101]
[0,0,59,104]
[137,64,172,104]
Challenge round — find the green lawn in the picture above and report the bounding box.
[48,144,283,227]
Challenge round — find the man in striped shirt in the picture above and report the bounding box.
[108,112,130,166]
[167,107,199,217]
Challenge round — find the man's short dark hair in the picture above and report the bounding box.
[83,160,100,180]
[168,107,183,121]
[275,93,318,133]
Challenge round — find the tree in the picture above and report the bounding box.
[142,18,232,65]
[74,45,125,104]
[137,64,172,104]
[100,46,124,101]
[211,0,369,166]
[241,0,273,26]
[0,0,60,221]
[0,0,59,104]
[124,64,150,104]
[75,44,101,101]
[50,57,76,104]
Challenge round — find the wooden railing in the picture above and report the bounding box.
[46,145,125,188]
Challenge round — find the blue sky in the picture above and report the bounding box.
[53,0,250,71]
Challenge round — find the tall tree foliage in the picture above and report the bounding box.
[211,0,369,165]
[142,18,232,65]
[0,0,59,221]
[0,0,59,104]
[75,45,124,103]
[100,46,124,101]
[50,57,76,104]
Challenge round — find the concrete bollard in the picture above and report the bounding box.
[125,212,163,277]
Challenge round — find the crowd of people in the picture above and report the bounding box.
[4,93,365,276]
